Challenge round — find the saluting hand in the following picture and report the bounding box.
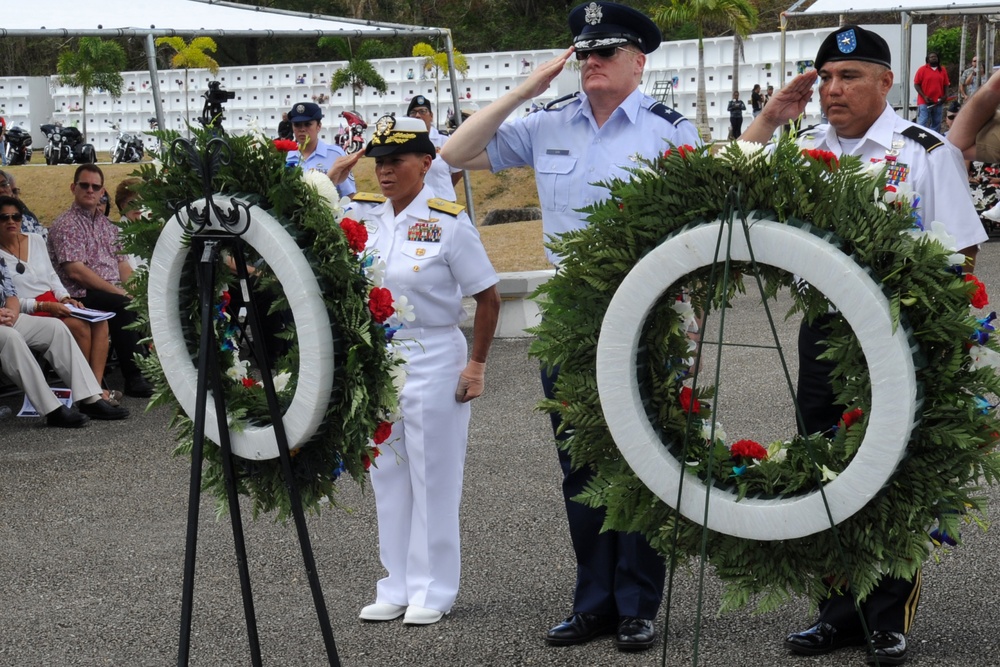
[513,47,575,103]
[760,70,817,127]
[327,150,364,186]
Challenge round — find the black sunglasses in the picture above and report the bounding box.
[0,180,9,188]
[75,182,103,191]
[575,46,631,61]
[0,213,23,222]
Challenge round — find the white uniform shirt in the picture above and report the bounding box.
[426,127,462,201]
[799,103,987,251]
[486,87,701,264]
[0,233,70,302]
[287,139,357,198]
[349,185,498,329]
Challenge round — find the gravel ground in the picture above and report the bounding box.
[3,241,1000,667]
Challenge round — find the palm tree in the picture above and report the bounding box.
[56,37,126,142]
[155,36,220,134]
[412,43,469,123]
[321,38,389,111]
[652,0,758,141]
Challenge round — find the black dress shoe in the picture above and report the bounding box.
[124,376,154,398]
[866,631,907,665]
[616,617,656,652]
[785,621,864,655]
[545,612,617,646]
[45,405,90,428]
[78,399,130,421]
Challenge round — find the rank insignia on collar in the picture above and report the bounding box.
[584,2,603,25]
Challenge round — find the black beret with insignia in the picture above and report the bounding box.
[407,95,432,116]
[569,1,661,55]
[815,25,891,71]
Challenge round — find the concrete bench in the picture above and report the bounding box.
[494,269,555,338]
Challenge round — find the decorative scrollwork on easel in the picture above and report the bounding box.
[167,136,252,236]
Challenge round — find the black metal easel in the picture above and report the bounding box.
[167,137,340,667]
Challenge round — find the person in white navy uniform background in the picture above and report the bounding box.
[443,1,700,653]
[406,95,464,201]
[349,115,500,627]
[742,26,987,666]
[284,102,359,199]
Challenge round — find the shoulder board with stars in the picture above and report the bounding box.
[648,102,689,128]
[427,198,465,216]
[543,92,581,112]
[353,192,387,203]
[901,126,944,153]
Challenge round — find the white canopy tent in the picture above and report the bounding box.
[1,0,475,210]
[782,0,1000,108]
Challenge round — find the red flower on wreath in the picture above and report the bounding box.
[664,144,696,159]
[730,439,768,460]
[679,386,700,414]
[272,139,298,152]
[368,286,396,323]
[362,446,382,470]
[841,408,864,428]
[340,217,369,254]
[802,148,839,171]
[241,377,257,389]
[966,274,990,309]
[372,421,393,445]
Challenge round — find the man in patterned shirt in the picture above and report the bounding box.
[48,164,153,398]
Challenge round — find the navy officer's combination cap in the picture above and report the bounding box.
[814,25,892,71]
[569,1,661,55]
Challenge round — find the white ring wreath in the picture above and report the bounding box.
[530,138,1000,611]
[148,199,335,461]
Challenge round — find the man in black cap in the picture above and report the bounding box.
[743,25,986,666]
[407,95,463,201]
[285,102,358,198]
[443,0,699,654]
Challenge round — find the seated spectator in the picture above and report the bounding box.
[0,170,46,240]
[114,178,148,271]
[47,165,153,399]
[1,252,128,427]
[0,195,119,405]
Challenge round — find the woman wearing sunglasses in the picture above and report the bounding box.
[0,195,119,406]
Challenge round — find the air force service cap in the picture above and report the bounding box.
[569,1,661,55]
[288,102,323,123]
[814,25,892,70]
[365,115,436,159]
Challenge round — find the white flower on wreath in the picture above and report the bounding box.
[394,294,416,323]
[364,257,387,286]
[970,344,1000,372]
[226,358,250,381]
[720,140,767,164]
[701,420,726,444]
[302,170,342,211]
[243,117,267,147]
[904,220,966,267]
[273,371,292,393]
[767,440,788,462]
[671,298,699,333]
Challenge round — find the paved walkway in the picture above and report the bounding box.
[3,242,1000,666]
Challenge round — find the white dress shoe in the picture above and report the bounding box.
[403,605,446,625]
[358,603,406,621]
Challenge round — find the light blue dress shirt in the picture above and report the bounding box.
[287,139,357,198]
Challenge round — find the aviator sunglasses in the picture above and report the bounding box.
[575,46,633,61]
[0,213,23,223]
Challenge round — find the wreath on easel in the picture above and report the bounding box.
[120,129,405,521]
[530,136,1000,612]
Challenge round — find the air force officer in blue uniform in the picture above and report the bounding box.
[443,1,700,653]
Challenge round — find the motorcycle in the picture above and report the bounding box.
[41,123,96,166]
[3,126,33,165]
[109,123,144,164]
[335,110,367,155]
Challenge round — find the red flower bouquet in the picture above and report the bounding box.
[966,274,989,309]
[368,286,395,323]
[730,439,768,460]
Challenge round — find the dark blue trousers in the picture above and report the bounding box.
[797,318,921,634]
[542,366,665,619]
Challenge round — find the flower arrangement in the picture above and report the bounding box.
[120,128,406,520]
[530,135,1000,613]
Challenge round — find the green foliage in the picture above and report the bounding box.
[122,129,401,521]
[155,37,221,135]
[530,136,1000,614]
[928,26,962,66]
[322,38,389,109]
[56,37,127,140]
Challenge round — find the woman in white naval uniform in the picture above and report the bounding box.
[350,115,500,626]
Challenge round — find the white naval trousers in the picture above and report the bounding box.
[0,315,101,414]
[371,325,470,613]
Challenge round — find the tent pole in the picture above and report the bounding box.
[779,12,788,89]
[900,12,912,119]
[961,16,969,77]
[444,30,476,223]
[977,20,984,89]
[146,34,166,145]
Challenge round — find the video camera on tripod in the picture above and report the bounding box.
[200,80,236,131]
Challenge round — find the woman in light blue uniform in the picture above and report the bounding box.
[349,115,500,626]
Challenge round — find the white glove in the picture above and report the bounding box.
[455,360,486,403]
